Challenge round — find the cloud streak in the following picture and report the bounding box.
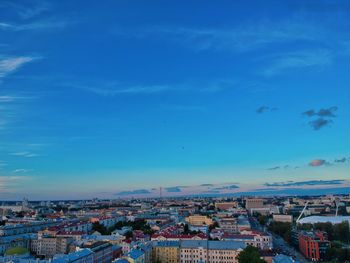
[115,189,151,196]
[261,49,332,76]
[265,180,345,187]
[0,56,37,79]
[10,151,40,158]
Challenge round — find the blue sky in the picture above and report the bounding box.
[0,0,350,200]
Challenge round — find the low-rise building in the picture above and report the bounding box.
[273,215,293,223]
[185,216,213,226]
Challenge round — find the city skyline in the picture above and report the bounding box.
[1,0,350,200]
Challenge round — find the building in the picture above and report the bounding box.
[31,236,72,258]
[245,199,264,210]
[222,232,272,250]
[215,202,237,210]
[81,241,113,263]
[185,216,213,226]
[218,218,238,234]
[53,248,94,263]
[273,215,293,223]
[124,249,145,263]
[180,240,246,263]
[299,231,330,261]
[152,241,180,263]
[272,254,296,263]
[0,221,59,236]
[0,234,33,255]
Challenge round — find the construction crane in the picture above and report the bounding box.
[296,201,309,223]
[335,198,340,216]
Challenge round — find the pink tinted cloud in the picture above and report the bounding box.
[309,159,326,167]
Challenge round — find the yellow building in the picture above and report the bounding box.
[185,215,213,226]
[152,241,179,263]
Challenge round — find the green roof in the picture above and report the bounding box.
[5,247,29,255]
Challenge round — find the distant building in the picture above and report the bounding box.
[185,216,213,226]
[222,232,272,250]
[273,215,293,223]
[215,202,237,210]
[218,218,238,233]
[245,199,264,210]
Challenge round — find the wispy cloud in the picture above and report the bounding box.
[116,18,321,52]
[334,157,349,163]
[303,106,338,117]
[0,56,37,79]
[212,185,239,190]
[265,180,345,187]
[115,189,151,196]
[165,186,182,193]
[0,175,32,191]
[10,151,40,158]
[69,79,236,96]
[12,169,32,173]
[308,118,333,130]
[261,49,332,77]
[256,106,278,114]
[0,20,74,31]
[302,106,338,130]
[0,1,51,19]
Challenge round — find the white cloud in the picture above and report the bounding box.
[0,56,36,78]
[0,20,74,31]
[261,49,332,77]
[13,169,32,173]
[0,175,32,191]
[10,151,40,158]
[114,16,324,53]
[71,78,236,96]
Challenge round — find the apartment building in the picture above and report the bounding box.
[299,231,330,261]
[31,237,72,258]
[180,240,246,263]
[218,218,238,233]
[152,241,180,263]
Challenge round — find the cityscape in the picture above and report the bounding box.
[1,0,350,262]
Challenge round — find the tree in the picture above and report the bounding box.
[92,222,108,235]
[268,222,292,244]
[209,221,219,231]
[237,246,266,263]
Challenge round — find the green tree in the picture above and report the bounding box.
[268,222,292,244]
[92,222,108,235]
[237,246,266,263]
